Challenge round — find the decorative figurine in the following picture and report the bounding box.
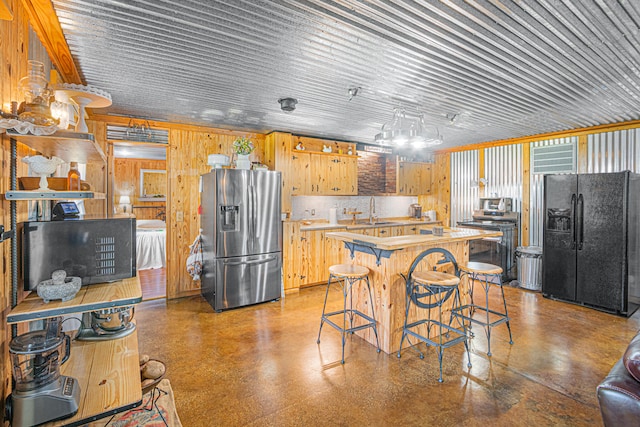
[295,141,304,150]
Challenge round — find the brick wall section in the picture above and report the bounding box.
[357,151,396,194]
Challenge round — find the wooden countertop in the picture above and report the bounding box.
[326,227,502,251]
[298,218,441,231]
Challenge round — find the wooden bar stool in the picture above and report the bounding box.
[317,264,380,364]
[397,248,471,382]
[452,261,514,357]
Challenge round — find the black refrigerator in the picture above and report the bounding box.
[542,171,640,316]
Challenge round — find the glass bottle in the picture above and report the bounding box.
[17,60,55,126]
[67,162,81,191]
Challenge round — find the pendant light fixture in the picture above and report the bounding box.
[375,107,443,148]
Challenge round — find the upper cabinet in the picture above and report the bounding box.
[397,161,432,195]
[282,135,358,197]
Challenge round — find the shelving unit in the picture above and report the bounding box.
[7,276,142,323]
[46,331,142,427]
[4,190,106,200]
[6,129,106,163]
[4,130,143,426]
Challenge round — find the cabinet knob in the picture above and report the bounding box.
[379,230,387,234]
[292,155,298,160]
[292,186,299,191]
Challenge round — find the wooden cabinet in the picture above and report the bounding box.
[275,135,358,196]
[397,161,432,195]
[300,229,327,285]
[309,153,357,195]
[283,223,347,289]
[290,151,311,195]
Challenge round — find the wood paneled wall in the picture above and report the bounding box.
[166,129,266,299]
[113,158,166,205]
[1,0,32,420]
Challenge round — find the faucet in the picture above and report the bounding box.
[369,196,376,224]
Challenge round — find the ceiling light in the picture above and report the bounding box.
[278,97,297,113]
[375,108,443,148]
[347,87,361,101]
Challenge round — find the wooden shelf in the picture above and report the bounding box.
[8,276,142,324]
[4,190,106,200]
[292,149,357,158]
[6,129,107,163]
[44,330,142,427]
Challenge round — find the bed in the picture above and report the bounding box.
[136,219,166,270]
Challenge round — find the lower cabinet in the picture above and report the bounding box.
[282,222,436,291]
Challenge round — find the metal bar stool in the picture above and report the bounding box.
[397,248,471,382]
[317,264,380,364]
[452,261,514,357]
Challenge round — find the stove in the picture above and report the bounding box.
[457,211,519,281]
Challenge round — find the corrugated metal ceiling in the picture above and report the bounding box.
[49,0,640,149]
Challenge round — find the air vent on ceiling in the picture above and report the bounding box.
[531,143,576,174]
[107,124,168,144]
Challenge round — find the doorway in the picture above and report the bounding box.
[110,142,168,300]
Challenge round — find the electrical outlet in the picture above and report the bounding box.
[177,211,184,222]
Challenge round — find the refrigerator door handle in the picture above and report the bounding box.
[222,256,276,266]
[251,184,257,239]
[577,193,585,250]
[247,184,255,239]
[571,193,577,249]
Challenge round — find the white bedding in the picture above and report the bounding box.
[136,220,166,270]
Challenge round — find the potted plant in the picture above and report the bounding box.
[232,137,254,170]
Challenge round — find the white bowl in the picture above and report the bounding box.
[207,154,229,169]
[21,156,65,190]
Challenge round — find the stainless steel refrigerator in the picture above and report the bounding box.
[542,171,640,316]
[200,169,282,311]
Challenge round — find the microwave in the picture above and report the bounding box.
[479,197,513,213]
[21,218,136,290]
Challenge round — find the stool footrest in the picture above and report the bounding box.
[322,309,377,334]
[403,320,467,350]
[452,305,510,328]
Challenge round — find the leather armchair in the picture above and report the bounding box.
[597,331,640,426]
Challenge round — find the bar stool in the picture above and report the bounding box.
[317,264,380,364]
[452,261,514,357]
[397,248,471,382]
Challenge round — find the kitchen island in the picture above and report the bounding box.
[326,227,502,354]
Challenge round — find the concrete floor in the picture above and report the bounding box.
[135,284,640,426]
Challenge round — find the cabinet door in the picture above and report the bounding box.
[375,226,392,237]
[336,156,358,195]
[309,154,331,194]
[325,232,345,270]
[403,225,419,235]
[391,226,403,237]
[300,230,326,285]
[397,162,432,195]
[291,152,311,195]
[397,162,409,195]
[282,222,302,291]
[356,227,375,236]
[420,164,432,194]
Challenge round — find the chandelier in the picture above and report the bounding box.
[374,107,443,148]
